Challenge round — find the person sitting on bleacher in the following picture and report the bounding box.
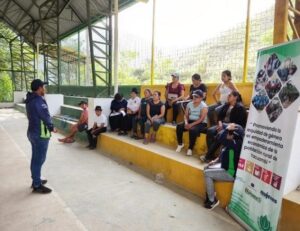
[131,88,152,139]
[123,88,141,136]
[109,93,127,134]
[208,70,238,126]
[144,91,165,144]
[58,101,88,143]
[86,106,107,150]
[164,73,185,125]
[175,90,208,156]
[203,123,244,210]
[186,73,207,101]
[200,91,247,163]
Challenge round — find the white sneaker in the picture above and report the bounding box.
[176,144,184,152]
[186,149,192,156]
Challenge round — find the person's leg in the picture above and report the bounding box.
[109,115,116,131]
[31,137,49,188]
[144,120,152,144]
[188,126,199,150]
[204,126,219,160]
[207,103,219,126]
[151,118,165,142]
[86,129,93,147]
[91,127,107,148]
[164,101,171,120]
[172,103,179,122]
[132,116,138,136]
[176,122,185,145]
[204,168,234,202]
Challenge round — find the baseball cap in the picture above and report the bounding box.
[171,73,179,78]
[95,106,102,111]
[78,101,88,106]
[192,89,204,98]
[31,79,47,91]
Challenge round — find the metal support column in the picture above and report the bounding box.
[86,0,97,95]
[9,41,16,91]
[150,0,156,86]
[273,0,289,44]
[108,0,113,96]
[242,0,251,83]
[113,0,119,94]
[57,0,61,92]
[77,31,81,86]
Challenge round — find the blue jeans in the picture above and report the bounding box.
[28,133,50,188]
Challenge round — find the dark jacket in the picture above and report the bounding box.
[110,98,127,113]
[218,103,247,128]
[25,92,54,138]
[218,124,244,178]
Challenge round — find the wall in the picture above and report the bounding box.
[45,94,64,116]
[14,91,27,103]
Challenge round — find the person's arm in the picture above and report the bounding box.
[184,105,189,123]
[207,156,220,166]
[146,103,151,121]
[157,105,166,119]
[212,84,221,103]
[228,81,238,92]
[202,84,207,99]
[35,99,54,132]
[233,105,247,127]
[165,84,169,100]
[189,107,208,127]
[133,98,141,114]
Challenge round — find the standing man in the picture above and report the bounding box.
[25,79,57,194]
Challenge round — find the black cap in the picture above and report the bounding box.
[192,89,204,98]
[95,106,102,111]
[31,79,47,91]
[131,87,138,94]
[78,101,88,106]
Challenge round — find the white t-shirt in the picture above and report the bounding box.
[127,96,141,112]
[94,114,107,127]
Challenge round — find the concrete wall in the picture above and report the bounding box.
[14,91,27,103]
[45,94,64,116]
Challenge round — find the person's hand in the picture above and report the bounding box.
[52,127,58,133]
[152,115,158,120]
[171,99,176,105]
[227,123,236,131]
[184,123,191,130]
[207,160,216,166]
[216,121,223,132]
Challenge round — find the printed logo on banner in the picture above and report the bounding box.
[257,215,272,231]
[271,173,282,190]
[238,158,246,170]
[253,164,263,179]
[246,160,254,174]
[262,168,272,184]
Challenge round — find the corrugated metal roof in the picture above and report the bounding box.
[0,0,135,47]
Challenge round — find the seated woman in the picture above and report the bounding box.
[164,73,185,125]
[124,88,141,135]
[109,93,127,133]
[86,106,107,150]
[208,70,238,126]
[186,73,207,101]
[144,91,165,144]
[58,101,88,143]
[132,88,152,139]
[200,91,247,163]
[175,90,208,156]
[203,123,244,210]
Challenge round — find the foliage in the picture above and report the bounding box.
[0,72,13,102]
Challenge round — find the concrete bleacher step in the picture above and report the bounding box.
[156,123,207,156]
[97,132,233,208]
[15,103,26,114]
[64,95,88,107]
[60,104,82,119]
[278,190,300,229]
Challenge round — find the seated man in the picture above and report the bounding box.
[204,123,244,210]
[86,106,107,149]
[58,101,88,143]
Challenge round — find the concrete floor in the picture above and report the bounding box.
[0,109,243,231]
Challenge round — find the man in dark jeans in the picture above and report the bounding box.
[200,91,247,163]
[25,79,57,194]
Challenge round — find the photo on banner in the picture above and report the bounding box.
[227,39,300,231]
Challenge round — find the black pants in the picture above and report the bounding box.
[109,114,122,131]
[86,127,107,147]
[176,121,207,150]
[205,125,222,160]
[165,101,179,122]
[132,116,147,135]
[123,113,138,131]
